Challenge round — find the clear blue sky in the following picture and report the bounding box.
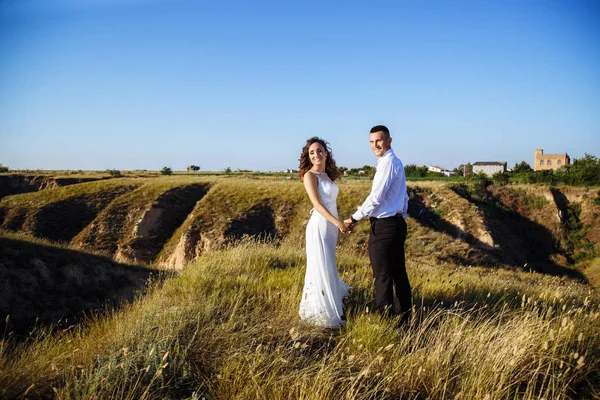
[1,0,599,172]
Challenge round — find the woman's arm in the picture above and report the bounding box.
[304,172,348,232]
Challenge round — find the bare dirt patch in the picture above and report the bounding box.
[114,184,210,264]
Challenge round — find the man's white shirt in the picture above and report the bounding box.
[351,148,408,221]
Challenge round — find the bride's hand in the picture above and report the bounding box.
[338,222,348,233]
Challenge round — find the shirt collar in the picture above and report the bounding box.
[377,148,394,163]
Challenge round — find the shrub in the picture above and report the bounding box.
[452,164,465,176]
[0,163,8,173]
[492,171,510,186]
[160,167,173,175]
[107,169,122,177]
[404,164,428,178]
[471,173,491,201]
[513,161,533,174]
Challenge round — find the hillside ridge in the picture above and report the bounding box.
[1,177,598,277]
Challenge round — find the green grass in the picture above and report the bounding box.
[1,177,600,398]
[507,187,550,210]
[1,240,598,399]
[0,178,141,208]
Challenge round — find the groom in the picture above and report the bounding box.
[345,125,412,322]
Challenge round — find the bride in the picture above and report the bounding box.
[298,137,350,328]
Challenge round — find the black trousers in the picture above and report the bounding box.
[368,215,412,318]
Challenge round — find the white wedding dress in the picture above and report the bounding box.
[299,171,349,328]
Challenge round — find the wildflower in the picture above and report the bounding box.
[289,327,299,340]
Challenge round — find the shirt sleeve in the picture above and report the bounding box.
[352,159,395,221]
[400,166,409,218]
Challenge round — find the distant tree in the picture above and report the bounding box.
[521,153,599,186]
[187,165,201,172]
[404,164,428,177]
[160,166,173,175]
[463,162,473,177]
[569,153,600,185]
[107,168,122,177]
[338,166,348,174]
[452,164,465,177]
[513,161,533,174]
[224,166,232,174]
[358,164,375,179]
[0,163,8,173]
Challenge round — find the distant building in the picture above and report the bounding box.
[534,149,570,171]
[428,165,455,177]
[472,161,507,176]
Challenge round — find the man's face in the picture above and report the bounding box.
[369,131,392,157]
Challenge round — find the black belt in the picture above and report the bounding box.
[370,213,403,222]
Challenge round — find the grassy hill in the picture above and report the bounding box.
[1,241,598,398]
[0,175,599,398]
[0,231,158,336]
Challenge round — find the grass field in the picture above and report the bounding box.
[0,176,599,398]
[1,238,599,399]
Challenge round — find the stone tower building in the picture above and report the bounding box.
[534,149,570,171]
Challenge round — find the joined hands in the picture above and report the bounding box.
[341,219,355,233]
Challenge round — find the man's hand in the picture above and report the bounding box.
[343,219,355,233]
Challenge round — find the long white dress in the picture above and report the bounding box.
[299,171,349,328]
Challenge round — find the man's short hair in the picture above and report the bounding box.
[370,125,390,139]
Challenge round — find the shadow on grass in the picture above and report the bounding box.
[407,185,587,282]
[407,187,499,268]
[0,236,163,337]
[342,277,593,327]
[225,203,278,243]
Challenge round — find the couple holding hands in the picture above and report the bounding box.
[298,125,412,329]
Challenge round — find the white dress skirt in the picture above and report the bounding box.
[299,171,349,328]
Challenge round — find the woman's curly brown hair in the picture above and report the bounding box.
[298,137,341,181]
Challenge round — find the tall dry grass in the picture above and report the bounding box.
[1,239,599,399]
